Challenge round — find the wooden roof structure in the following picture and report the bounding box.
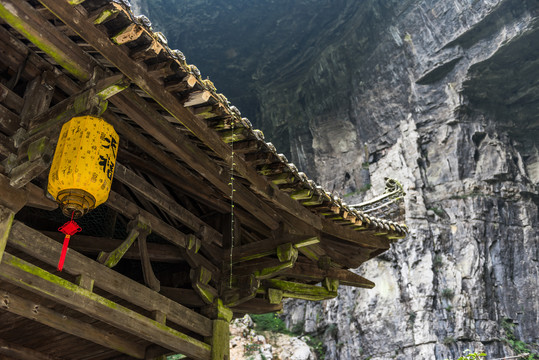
[0,0,407,359]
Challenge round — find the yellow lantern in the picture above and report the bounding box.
[48,115,119,218]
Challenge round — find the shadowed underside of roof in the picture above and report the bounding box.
[0,0,408,359]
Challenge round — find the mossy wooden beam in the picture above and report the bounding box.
[229,236,319,263]
[98,217,148,268]
[0,287,145,358]
[263,279,338,301]
[0,205,14,263]
[7,221,213,337]
[0,252,211,360]
[112,23,144,45]
[90,4,121,25]
[281,262,375,289]
[0,0,94,81]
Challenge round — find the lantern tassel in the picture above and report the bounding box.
[58,235,71,271]
[57,211,82,271]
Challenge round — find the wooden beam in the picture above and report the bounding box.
[0,206,14,264]
[41,231,184,263]
[0,252,211,360]
[137,226,161,291]
[0,174,57,212]
[230,298,282,315]
[107,91,280,231]
[0,82,24,114]
[111,116,229,214]
[0,0,94,81]
[280,262,375,288]
[159,287,205,307]
[20,73,55,129]
[262,279,338,301]
[228,235,319,263]
[0,23,80,96]
[7,221,213,338]
[114,163,222,245]
[106,191,219,276]
[0,289,146,359]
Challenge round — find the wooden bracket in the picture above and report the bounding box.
[138,225,160,292]
[98,216,151,268]
[7,136,53,189]
[267,288,283,305]
[276,242,298,263]
[263,279,338,301]
[191,266,217,304]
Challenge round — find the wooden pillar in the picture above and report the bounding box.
[206,299,232,360]
[0,205,14,263]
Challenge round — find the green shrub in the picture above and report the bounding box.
[441,288,455,299]
[502,318,538,359]
[445,349,487,360]
[250,313,288,333]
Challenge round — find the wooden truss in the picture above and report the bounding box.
[0,0,407,359]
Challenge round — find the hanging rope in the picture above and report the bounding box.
[229,118,235,288]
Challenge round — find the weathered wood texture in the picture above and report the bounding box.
[0,337,62,360]
[0,252,211,359]
[7,221,213,338]
[0,288,146,358]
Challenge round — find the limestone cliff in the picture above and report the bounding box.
[131,0,539,359]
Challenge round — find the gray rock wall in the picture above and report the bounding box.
[132,0,539,358]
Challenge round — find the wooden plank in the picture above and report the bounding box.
[0,0,94,81]
[280,262,375,288]
[41,231,184,263]
[0,253,211,360]
[114,163,222,245]
[7,222,213,338]
[0,337,62,360]
[0,289,146,359]
[106,191,219,276]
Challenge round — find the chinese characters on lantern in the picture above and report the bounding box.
[98,135,117,180]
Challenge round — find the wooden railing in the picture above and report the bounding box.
[0,220,213,360]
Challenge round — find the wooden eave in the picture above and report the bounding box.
[0,0,408,359]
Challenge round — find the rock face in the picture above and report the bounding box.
[132,0,539,359]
